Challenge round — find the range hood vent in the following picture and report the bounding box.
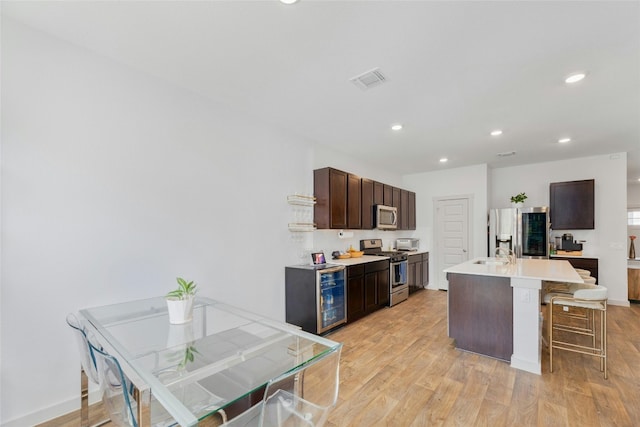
[350,68,388,90]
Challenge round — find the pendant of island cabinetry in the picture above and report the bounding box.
[314,167,416,230]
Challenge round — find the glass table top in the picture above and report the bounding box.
[80,296,341,426]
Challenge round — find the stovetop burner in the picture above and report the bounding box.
[360,239,408,262]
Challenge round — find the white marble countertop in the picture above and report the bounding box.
[403,250,429,256]
[444,257,584,283]
[328,255,389,266]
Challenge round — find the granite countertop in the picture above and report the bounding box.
[444,257,583,283]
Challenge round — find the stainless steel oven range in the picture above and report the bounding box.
[360,239,409,306]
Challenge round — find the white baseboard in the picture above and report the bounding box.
[1,391,101,427]
[609,299,631,307]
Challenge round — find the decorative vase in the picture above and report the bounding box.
[166,297,194,324]
[511,202,523,208]
[630,237,636,260]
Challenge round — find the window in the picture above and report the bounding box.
[629,210,640,226]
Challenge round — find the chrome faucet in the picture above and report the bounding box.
[495,247,516,265]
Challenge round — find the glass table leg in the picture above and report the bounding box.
[133,386,152,427]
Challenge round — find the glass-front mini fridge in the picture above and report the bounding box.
[285,264,346,335]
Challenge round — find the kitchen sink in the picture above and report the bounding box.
[474,258,510,266]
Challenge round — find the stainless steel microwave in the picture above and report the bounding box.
[375,204,398,230]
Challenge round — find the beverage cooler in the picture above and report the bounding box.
[489,206,550,259]
[285,264,346,335]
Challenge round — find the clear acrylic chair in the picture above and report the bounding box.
[66,313,111,427]
[88,340,141,427]
[221,345,342,427]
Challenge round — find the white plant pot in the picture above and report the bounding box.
[166,297,194,324]
[511,202,524,208]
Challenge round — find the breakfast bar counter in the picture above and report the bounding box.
[444,258,583,374]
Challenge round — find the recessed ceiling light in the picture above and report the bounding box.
[565,72,586,84]
[280,0,299,4]
[391,124,403,131]
[439,158,448,163]
[490,130,503,136]
[558,137,572,144]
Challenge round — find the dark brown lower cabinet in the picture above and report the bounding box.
[347,261,389,323]
[447,273,513,361]
[408,252,429,293]
[346,265,366,322]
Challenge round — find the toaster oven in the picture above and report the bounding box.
[396,238,420,251]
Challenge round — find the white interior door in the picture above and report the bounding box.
[435,197,470,290]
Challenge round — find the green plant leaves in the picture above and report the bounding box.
[166,277,198,299]
[510,192,527,203]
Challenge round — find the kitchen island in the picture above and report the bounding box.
[444,258,583,374]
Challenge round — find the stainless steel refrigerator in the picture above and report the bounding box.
[489,207,550,259]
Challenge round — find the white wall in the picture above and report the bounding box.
[629,183,640,207]
[1,19,316,425]
[491,153,629,306]
[403,164,489,289]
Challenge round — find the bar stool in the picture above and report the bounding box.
[574,268,591,276]
[549,284,607,378]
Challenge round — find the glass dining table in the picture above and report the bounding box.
[79,296,342,427]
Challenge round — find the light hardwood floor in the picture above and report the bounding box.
[41,289,640,427]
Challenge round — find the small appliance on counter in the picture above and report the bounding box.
[556,233,583,253]
[396,238,420,251]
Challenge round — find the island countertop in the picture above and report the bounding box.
[444,257,583,283]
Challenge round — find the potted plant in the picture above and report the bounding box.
[510,192,527,208]
[166,277,197,324]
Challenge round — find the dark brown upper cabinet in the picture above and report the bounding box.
[314,167,348,229]
[383,184,393,206]
[314,167,361,229]
[347,173,362,229]
[314,168,416,230]
[400,190,409,230]
[361,178,374,229]
[408,191,416,230]
[391,186,401,228]
[550,179,595,230]
[373,181,384,205]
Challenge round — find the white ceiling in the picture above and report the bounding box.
[4,0,640,182]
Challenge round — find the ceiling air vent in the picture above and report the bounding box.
[497,151,517,157]
[350,68,388,90]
